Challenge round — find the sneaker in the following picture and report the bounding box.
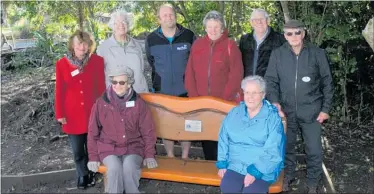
[87,172,96,187]
[77,175,88,190]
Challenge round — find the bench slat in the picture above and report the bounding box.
[98,156,283,193]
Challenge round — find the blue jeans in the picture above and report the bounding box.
[68,134,89,178]
[220,170,270,194]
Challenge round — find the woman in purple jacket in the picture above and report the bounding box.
[86,66,157,194]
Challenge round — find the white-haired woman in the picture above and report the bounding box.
[216,75,285,193]
[97,10,149,93]
[185,10,243,161]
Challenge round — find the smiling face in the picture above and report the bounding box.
[113,15,128,37]
[158,6,176,29]
[205,19,223,41]
[250,11,269,34]
[72,36,89,59]
[111,75,131,96]
[243,81,265,111]
[284,28,305,47]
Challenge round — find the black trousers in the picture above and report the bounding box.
[285,117,323,187]
[68,134,89,178]
[202,141,218,161]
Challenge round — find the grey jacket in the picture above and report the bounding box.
[97,35,149,93]
[265,42,334,123]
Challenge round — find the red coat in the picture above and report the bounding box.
[54,54,106,134]
[185,30,243,102]
[87,90,156,162]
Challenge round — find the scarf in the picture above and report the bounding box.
[107,86,133,111]
[65,52,90,72]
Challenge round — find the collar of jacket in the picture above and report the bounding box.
[155,23,185,40]
[285,40,311,54]
[204,29,229,45]
[102,88,137,104]
[240,99,271,122]
[109,35,137,49]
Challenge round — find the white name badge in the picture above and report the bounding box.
[71,69,80,77]
[126,101,135,108]
[185,120,202,132]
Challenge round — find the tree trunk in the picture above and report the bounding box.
[227,2,235,33]
[173,1,194,32]
[280,1,291,23]
[77,1,84,31]
[217,1,225,14]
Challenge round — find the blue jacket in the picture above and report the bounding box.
[216,100,286,183]
[145,24,196,96]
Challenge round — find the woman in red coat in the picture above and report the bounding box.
[184,10,244,161]
[54,30,106,189]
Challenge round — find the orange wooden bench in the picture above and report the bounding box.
[97,93,286,193]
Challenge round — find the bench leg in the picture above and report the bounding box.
[103,172,108,193]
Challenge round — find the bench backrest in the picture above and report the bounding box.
[140,93,287,141]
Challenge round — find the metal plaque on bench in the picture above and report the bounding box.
[185,120,202,132]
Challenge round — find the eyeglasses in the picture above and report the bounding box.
[285,30,302,36]
[251,18,266,23]
[114,21,127,26]
[111,80,128,85]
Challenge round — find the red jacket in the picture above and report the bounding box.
[87,90,156,162]
[185,30,243,102]
[54,54,106,134]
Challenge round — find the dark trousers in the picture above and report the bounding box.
[68,134,89,178]
[201,141,218,161]
[285,118,323,187]
[220,170,270,193]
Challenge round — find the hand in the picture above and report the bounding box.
[244,174,256,187]
[57,118,67,124]
[272,103,285,117]
[87,161,100,172]
[218,169,227,178]
[316,112,329,123]
[143,158,158,169]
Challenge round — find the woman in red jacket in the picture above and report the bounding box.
[54,30,106,189]
[185,10,244,161]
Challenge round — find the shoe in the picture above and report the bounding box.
[77,175,88,190]
[282,177,296,192]
[87,172,96,187]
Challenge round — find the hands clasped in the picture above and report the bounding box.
[87,161,100,172]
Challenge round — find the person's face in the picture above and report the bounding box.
[111,75,131,96]
[205,19,223,41]
[158,6,176,29]
[284,28,305,47]
[114,15,127,36]
[250,12,269,34]
[243,81,265,111]
[72,36,89,58]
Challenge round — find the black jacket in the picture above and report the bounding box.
[264,42,334,123]
[145,24,196,96]
[239,27,286,77]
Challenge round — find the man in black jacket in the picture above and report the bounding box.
[239,8,285,77]
[265,20,334,193]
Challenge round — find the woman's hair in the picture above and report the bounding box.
[67,30,96,54]
[241,75,267,93]
[107,10,134,31]
[109,66,135,85]
[203,10,226,30]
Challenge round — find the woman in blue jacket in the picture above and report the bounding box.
[216,75,286,193]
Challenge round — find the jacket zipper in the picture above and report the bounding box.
[208,43,213,95]
[170,42,174,95]
[295,55,299,113]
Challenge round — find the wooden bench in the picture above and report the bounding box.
[97,93,286,193]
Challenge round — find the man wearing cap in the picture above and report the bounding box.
[239,8,286,77]
[265,20,334,193]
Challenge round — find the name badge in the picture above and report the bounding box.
[71,69,80,77]
[126,101,135,108]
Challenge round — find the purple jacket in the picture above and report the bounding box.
[87,90,156,162]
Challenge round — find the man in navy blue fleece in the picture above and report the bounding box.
[145,3,196,160]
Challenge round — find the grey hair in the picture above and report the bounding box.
[203,10,226,30]
[107,10,134,31]
[241,75,267,93]
[109,66,135,85]
[250,8,270,20]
